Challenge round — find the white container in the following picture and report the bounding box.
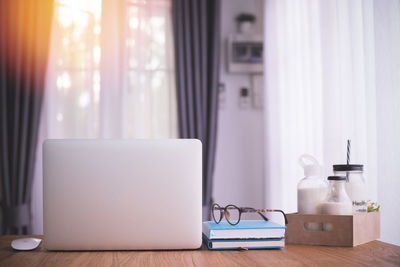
[333,164,367,213]
[320,176,352,231]
[297,155,328,231]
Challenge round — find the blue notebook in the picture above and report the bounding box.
[202,234,284,250]
[202,220,286,240]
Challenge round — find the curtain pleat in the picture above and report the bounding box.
[0,0,53,234]
[172,0,221,220]
[205,1,220,209]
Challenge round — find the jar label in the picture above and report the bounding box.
[353,200,367,213]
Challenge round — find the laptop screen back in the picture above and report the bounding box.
[43,139,202,250]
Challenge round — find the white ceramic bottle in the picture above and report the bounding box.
[319,176,352,231]
[297,155,328,231]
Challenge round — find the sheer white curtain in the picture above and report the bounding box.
[263,0,400,245]
[31,0,177,234]
[263,0,377,217]
[100,0,177,138]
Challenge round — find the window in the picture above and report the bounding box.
[48,0,102,137]
[45,0,177,139]
[123,0,177,137]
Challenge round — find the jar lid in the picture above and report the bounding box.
[327,176,347,180]
[333,164,363,172]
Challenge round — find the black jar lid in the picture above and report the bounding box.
[333,164,363,172]
[327,176,347,180]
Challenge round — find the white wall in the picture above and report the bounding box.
[374,0,400,246]
[213,0,265,209]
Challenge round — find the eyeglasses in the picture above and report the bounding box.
[211,203,288,226]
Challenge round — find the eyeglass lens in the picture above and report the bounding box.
[225,205,240,225]
[212,204,223,223]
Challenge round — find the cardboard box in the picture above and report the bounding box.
[285,212,380,247]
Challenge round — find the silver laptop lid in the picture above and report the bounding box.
[43,139,202,250]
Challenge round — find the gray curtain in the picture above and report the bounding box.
[172,0,221,220]
[0,0,53,234]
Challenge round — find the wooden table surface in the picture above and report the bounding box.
[0,235,399,267]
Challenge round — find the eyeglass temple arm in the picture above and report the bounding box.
[266,209,288,225]
[241,207,269,221]
[242,208,288,225]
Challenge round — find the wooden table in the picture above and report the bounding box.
[0,235,399,266]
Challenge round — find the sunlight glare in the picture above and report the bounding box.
[57,0,102,18]
[56,72,71,91]
[79,92,90,108]
[129,17,139,29]
[93,46,101,64]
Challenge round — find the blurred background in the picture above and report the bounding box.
[0,0,399,245]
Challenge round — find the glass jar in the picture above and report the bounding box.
[319,176,352,231]
[333,164,367,213]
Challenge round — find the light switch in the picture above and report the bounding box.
[239,87,251,109]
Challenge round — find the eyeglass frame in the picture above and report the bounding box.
[211,203,288,226]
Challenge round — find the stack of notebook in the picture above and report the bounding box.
[202,220,286,250]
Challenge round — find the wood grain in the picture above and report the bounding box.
[0,235,399,267]
[286,212,381,247]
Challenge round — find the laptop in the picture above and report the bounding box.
[43,139,202,250]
